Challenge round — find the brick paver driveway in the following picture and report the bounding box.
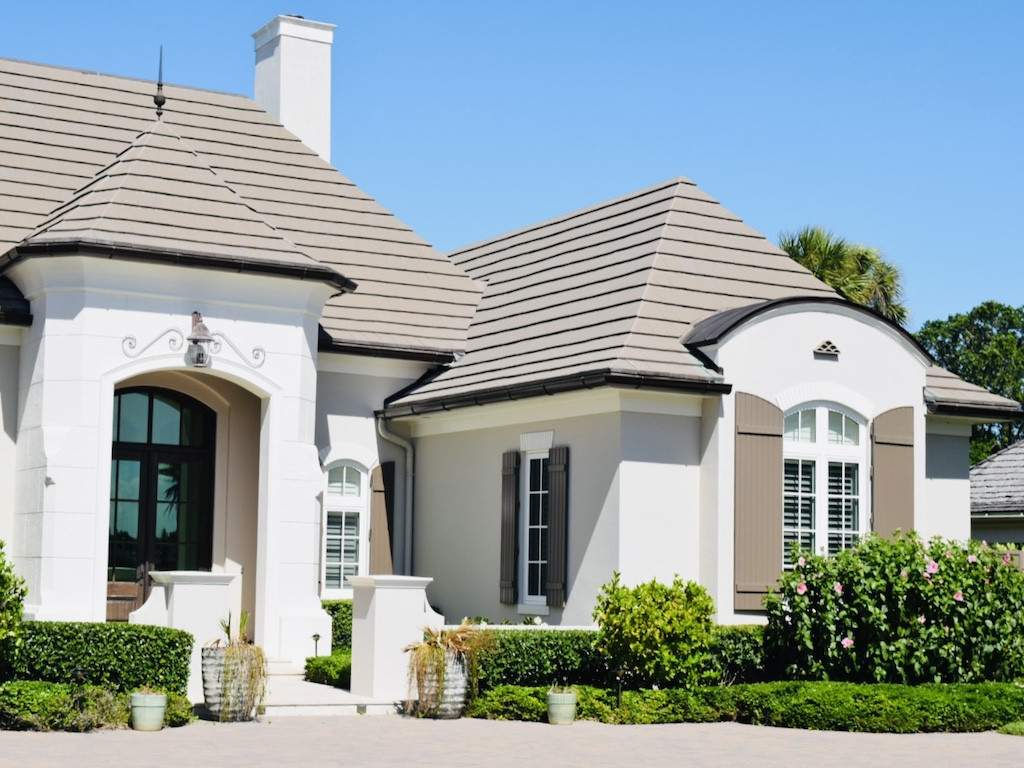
[0,717,1016,767]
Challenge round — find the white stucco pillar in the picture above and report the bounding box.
[349,575,442,701]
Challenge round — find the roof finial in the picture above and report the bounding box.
[153,45,166,118]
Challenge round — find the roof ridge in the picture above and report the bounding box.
[448,177,695,260]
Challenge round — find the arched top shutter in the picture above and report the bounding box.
[871,407,915,538]
[734,392,784,611]
[499,450,521,605]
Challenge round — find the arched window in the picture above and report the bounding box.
[782,403,868,568]
[322,462,368,592]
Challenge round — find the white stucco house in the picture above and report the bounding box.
[0,14,1018,672]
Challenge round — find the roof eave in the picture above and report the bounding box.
[379,369,732,419]
[926,401,1024,422]
[318,336,457,365]
[4,239,358,294]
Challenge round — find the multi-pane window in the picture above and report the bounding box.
[783,459,815,568]
[323,463,366,591]
[522,454,549,603]
[783,405,867,566]
[827,462,860,554]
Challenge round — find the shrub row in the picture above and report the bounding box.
[305,649,352,689]
[468,681,1024,732]
[472,624,767,693]
[322,600,353,649]
[6,621,193,695]
[0,680,192,731]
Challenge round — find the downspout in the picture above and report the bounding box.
[377,417,415,575]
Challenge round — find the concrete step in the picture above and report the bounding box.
[263,674,398,717]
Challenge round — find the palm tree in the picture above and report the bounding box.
[778,226,908,325]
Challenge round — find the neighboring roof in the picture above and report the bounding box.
[971,440,1024,516]
[925,366,1022,419]
[384,177,836,414]
[6,119,354,291]
[0,57,479,356]
[683,295,933,361]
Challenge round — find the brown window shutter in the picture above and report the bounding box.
[545,445,569,608]
[499,450,521,605]
[871,407,915,538]
[368,464,394,575]
[734,392,784,611]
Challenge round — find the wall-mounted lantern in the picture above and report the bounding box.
[185,312,214,368]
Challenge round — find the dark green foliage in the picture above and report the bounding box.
[764,534,1024,683]
[305,649,352,689]
[8,621,193,695]
[468,681,1024,732]
[915,301,1024,463]
[473,630,606,692]
[729,681,1024,733]
[709,625,769,684]
[593,572,717,689]
[0,680,191,731]
[322,600,352,649]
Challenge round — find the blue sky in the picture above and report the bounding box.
[3,1,1021,328]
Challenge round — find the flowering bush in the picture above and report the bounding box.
[0,540,26,675]
[764,533,1024,683]
[593,572,716,689]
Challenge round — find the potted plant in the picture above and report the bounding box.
[404,622,489,718]
[547,684,577,725]
[201,611,267,722]
[130,687,167,731]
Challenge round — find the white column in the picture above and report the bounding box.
[350,576,443,701]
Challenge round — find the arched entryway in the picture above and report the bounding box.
[107,387,216,620]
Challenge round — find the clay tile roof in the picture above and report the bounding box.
[0,56,479,357]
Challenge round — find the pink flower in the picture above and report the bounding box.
[796,582,808,596]
[833,582,844,596]
[1003,552,1013,565]
[797,556,806,568]
[926,559,940,575]
[923,572,931,581]
[953,590,964,603]
[917,615,926,624]
[967,554,978,564]
[841,637,854,649]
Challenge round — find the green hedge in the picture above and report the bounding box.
[7,622,193,695]
[0,680,192,731]
[322,600,352,649]
[471,624,768,693]
[305,649,351,689]
[468,681,1024,732]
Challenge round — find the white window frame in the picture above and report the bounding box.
[519,449,550,610]
[782,402,869,566]
[320,461,370,599]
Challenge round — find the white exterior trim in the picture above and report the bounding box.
[0,327,22,346]
[402,387,705,437]
[316,352,430,380]
[519,431,554,452]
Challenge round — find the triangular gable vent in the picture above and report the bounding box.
[814,340,840,358]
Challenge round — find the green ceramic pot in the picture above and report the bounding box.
[130,692,167,732]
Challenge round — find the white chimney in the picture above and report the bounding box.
[253,15,335,162]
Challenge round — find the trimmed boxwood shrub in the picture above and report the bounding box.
[765,534,1024,684]
[322,600,352,649]
[9,621,193,695]
[0,680,192,731]
[474,630,606,692]
[305,649,352,689]
[468,681,1024,732]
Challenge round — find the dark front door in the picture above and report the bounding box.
[107,388,215,621]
